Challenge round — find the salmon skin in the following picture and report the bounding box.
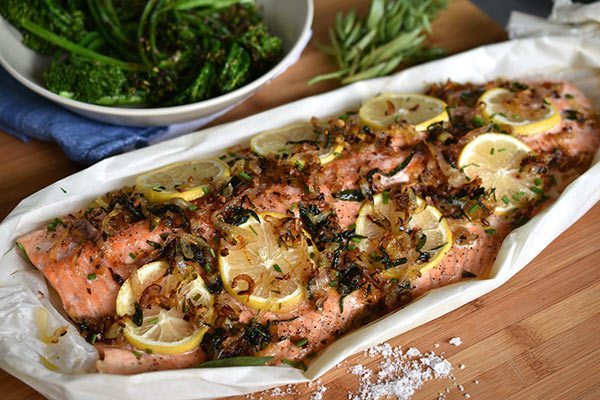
[16,79,599,373]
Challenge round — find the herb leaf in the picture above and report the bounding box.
[310,0,447,85]
[196,356,274,368]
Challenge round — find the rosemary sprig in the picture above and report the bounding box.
[310,0,447,85]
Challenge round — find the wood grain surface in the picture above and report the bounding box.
[1,1,598,399]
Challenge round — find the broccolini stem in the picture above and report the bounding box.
[137,0,158,68]
[175,0,249,11]
[21,20,144,71]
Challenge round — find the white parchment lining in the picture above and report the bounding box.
[0,36,599,400]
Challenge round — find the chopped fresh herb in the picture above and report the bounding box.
[511,81,528,91]
[281,358,308,371]
[565,93,574,99]
[151,184,165,192]
[309,252,315,259]
[89,332,98,345]
[542,99,550,105]
[416,234,427,252]
[132,350,143,359]
[209,248,216,258]
[129,252,136,259]
[497,148,506,152]
[239,172,252,181]
[468,203,480,214]
[461,271,477,278]
[15,242,33,265]
[294,338,308,347]
[295,160,304,171]
[202,187,211,195]
[289,203,296,212]
[512,191,525,201]
[564,109,584,122]
[485,228,496,235]
[146,317,159,325]
[145,348,153,354]
[530,186,544,195]
[339,114,349,121]
[472,115,485,128]
[273,264,282,273]
[329,280,338,287]
[249,225,258,236]
[47,218,65,232]
[490,147,495,155]
[351,234,367,243]
[146,240,162,249]
[203,263,213,273]
[534,178,542,186]
[501,195,511,205]
[60,187,67,193]
[196,356,274,368]
[382,190,389,204]
[87,273,97,280]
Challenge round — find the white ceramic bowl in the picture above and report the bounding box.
[0,0,313,127]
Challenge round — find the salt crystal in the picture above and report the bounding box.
[310,383,327,400]
[459,364,466,370]
[464,394,471,399]
[449,337,462,346]
[474,380,479,384]
[347,343,454,400]
[433,343,440,348]
[405,347,420,357]
[458,384,465,392]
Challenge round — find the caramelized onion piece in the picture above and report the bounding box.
[231,274,256,296]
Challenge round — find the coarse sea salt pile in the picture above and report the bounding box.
[346,343,454,400]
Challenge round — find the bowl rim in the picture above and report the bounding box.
[0,0,314,118]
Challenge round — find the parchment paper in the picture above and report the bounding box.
[0,36,599,400]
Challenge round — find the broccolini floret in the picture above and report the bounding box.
[0,0,283,106]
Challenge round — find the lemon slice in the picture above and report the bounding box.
[458,133,542,214]
[116,261,213,354]
[359,93,449,131]
[250,123,344,165]
[136,158,230,203]
[123,309,207,355]
[218,212,315,312]
[478,87,561,136]
[355,193,452,279]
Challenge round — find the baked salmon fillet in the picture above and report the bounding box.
[16,79,599,374]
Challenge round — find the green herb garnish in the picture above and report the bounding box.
[196,356,274,368]
[47,218,65,232]
[309,0,447,85]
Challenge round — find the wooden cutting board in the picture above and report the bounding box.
[1,1,598,399]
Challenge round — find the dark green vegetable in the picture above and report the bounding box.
[1,1,283,106]
[310,0,447,85]
[195,356,273,368]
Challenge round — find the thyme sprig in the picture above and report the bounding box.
[310,0,447,85]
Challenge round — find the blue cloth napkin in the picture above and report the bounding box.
[0,67,168,165]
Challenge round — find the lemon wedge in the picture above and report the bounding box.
[478,87,561,136]
[355,193,452,279]
[458,133,542,214]
[218,212,315,312]
[116,261,213,355]
[250,122,344,165]
[359,93,448,131]
[136,158,230,203]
